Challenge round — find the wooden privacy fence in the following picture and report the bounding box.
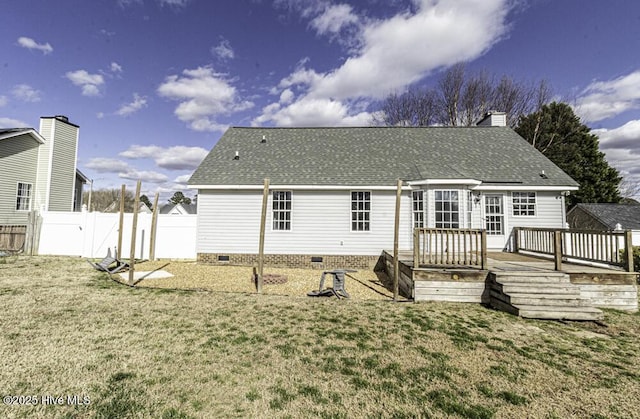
[413,228,487,269]
[513,227,634,272]
[0,225,26,252]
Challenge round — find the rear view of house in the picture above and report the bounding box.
[189,114,579,269]
[0,116,86,250]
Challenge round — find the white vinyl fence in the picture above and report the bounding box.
[37,211,197,259]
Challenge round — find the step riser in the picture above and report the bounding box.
[493,285,578,295]
[519,311,603,321]
[490,293,584,307]
[491,275,570,283]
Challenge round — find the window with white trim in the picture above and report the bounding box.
[272,191,292,230]
[466,190,473,228]
[512,192,536,216]
[16,182,32,211]
[412,190,425,228]
[434,190,459,228]
[351,191,370,231]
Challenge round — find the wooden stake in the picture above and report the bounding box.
[149,193,159,261]
[393,179,402,301]
[257,178,270,294]
[128,180,141,285]
[117,184,125,258]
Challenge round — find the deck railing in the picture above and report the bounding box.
[513,227,634,272]
[413,228,487,269]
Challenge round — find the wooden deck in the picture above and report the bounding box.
[383,250,639,316]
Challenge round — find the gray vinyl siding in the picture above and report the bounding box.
[39,118,78,211]
[196,189,412,256]
[0,135,39,225]
[36,119,53,210]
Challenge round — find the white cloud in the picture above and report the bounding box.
[255,0,513,127]
[594,120,640,152]
[159,0,190,7]
[119,169,169,183]
[85,158,131,173]
[174,174,192,184]
[0,117,29,128]
[211,39,235,61]
[119,144,208,170]
[116,93,148,116]
[157,66,253,132]
[11,84,42,102]
[576,70,640,123]
[111,62,123,73]
[310,4,359,36]
[0,96,8,107]
[17,36,53,54]
[66,70,105,96]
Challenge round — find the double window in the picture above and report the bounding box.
[512,192,536,216]
[16,182,33,211]
[434,190,459,228]
[272,191,291,230]
[351,191,370,231]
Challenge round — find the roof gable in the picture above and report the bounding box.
[0,128,45,144]
[189,127,578,188]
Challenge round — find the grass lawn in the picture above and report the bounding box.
[1,256,639,418]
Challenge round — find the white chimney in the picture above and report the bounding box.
[476,111,507,127]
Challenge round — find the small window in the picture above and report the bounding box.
[512,192,536,216]
[272,191,292,230]
[351,191,370,231]
[412,190,425,228]
[434,190,459,228]
[16,182,33,211]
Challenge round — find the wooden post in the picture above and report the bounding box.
[413,228,420,269]
[553,230,563,271]
[117,184,125,258]
[393,179,402,301]
[149,193,159,261]
[24,210,36,255]
[257,178,270,293]
[513,227,520,253]
[480,230,487,270]
[128,181,141,285]
[624,230,634,272]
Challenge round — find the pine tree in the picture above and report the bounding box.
[516,102,621,208]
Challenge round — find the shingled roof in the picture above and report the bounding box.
[189,127,579,188]
[569,204,640,230]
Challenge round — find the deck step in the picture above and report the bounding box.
[492,283,578,295]
[488,269,603,321]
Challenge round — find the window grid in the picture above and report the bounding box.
[16,182,32,211]
[434,190,459,229]
[512,192,536,216]
[412,190,425,228]
[485,195,504,235]
[272,191,292,231]
[351,191,371,231]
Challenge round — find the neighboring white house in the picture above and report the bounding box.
[0,116,86,227]
[160,203,197,215]
[188,113,579,269]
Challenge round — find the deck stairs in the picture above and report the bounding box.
[489,270,604,321]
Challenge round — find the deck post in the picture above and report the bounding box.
[257,178,270,294]
[513,227,520,253]
[480,230,487,270]
[553,230,562,271]
[413,228,419,269]
[117,184,125,258]
[128,180,141,285]
[149,193,159,261]
[393,179,402,301]
[624,230,634,272]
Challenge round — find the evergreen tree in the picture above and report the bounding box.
[516,102,621,208]
[169,191,192,205]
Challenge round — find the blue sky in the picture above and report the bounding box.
[2,0,640,200]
